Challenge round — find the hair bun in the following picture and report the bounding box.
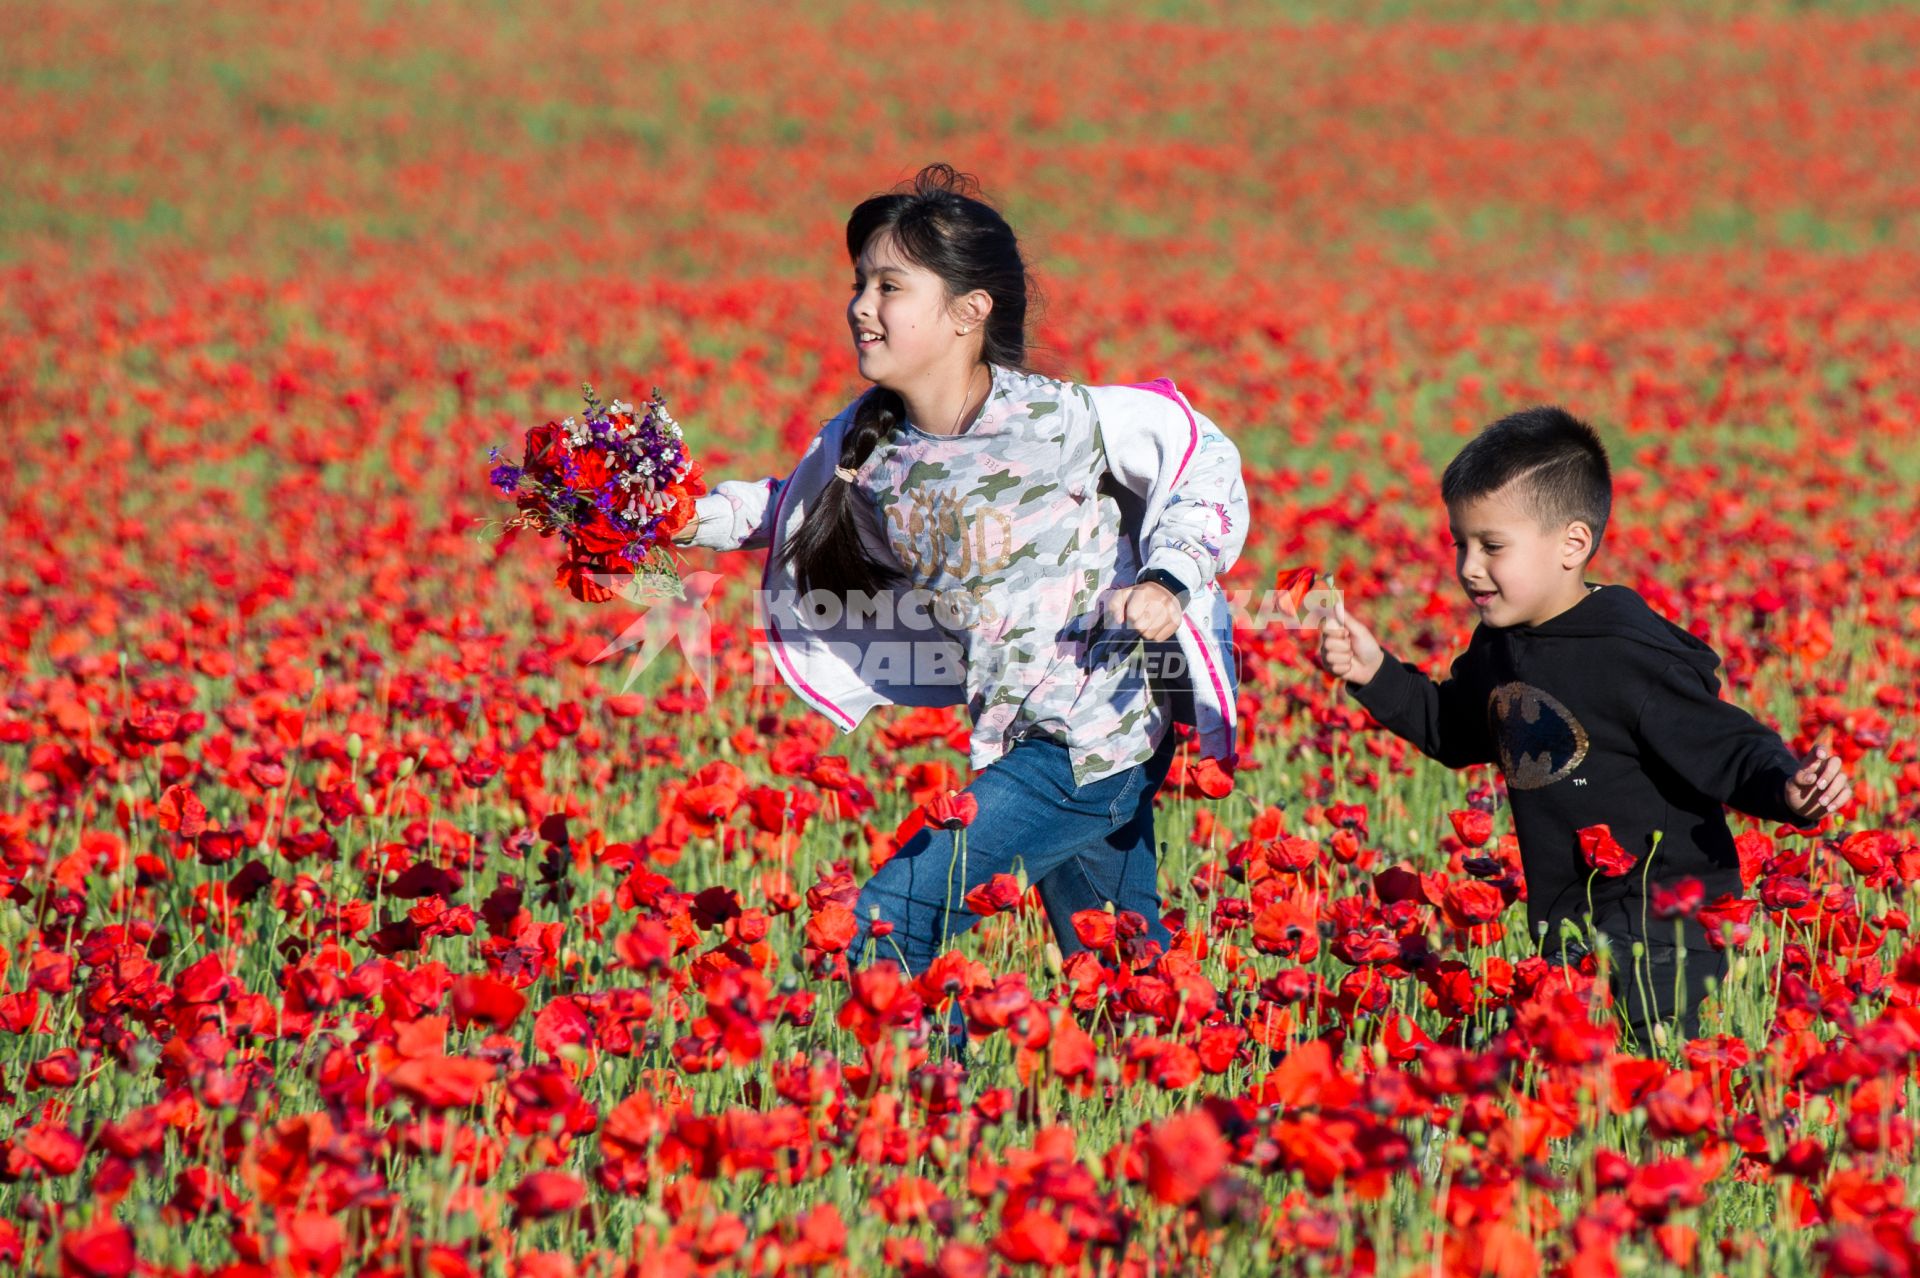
[913,162,982,201]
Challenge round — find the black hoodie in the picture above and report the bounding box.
[1349,583,1807,955]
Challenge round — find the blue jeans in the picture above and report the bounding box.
[850,729,1180,975]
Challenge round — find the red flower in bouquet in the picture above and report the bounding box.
[489,384,706,603]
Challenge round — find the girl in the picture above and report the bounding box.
[674,163,1248,977]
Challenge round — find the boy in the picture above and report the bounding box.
[1317,407,1851,1049]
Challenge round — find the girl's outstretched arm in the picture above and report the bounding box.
[677,476,785,552]
[1087,382,1250,598]
[675,410,853,553]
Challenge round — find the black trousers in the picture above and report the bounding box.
[1544,929,1729,1049]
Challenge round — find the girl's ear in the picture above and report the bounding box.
[953,290,993,335]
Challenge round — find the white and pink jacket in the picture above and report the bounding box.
[685,371,1250,775]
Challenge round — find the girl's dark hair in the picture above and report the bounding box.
[779,162,1034,599]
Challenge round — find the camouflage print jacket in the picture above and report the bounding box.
[685,365,1249,787]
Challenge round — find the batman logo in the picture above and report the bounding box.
[1486,682,1589,790]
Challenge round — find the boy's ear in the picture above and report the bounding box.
[1561,519,1595,569]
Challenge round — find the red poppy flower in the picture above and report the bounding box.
[1143,1108,1231,1205]
[566,449,612,494]
[1651,877,1706,920]
[1277,565,1319,618]
[1697,895,1761,951]
[805,905,858,953]
[450,974,528,1031]
[1449,809,1494,848]
[964,873,1022,916]
[558,555,627,603]
[386,1055,496,1109]
[534,996,594,1061]
[282,1212,345,1277]
[315,785,362,825]
[1578,824,1636,877]
[509,1171,587,1222]
[60,1220,136,1278]
[155,784,208,838]
[1625,1156,1709,1222]
[923,789,979,830]
[1442,879,1507,928]
[993,1204,1077,1267]
[1189,754,1236,798]
[522,421,566,473]
[569,508,630,556]
[1071,909,1118,954]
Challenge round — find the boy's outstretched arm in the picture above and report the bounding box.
[1631,661,1852,826]
[1319,599,1497,769]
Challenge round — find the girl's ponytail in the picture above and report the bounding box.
[779,163,1033,601]
[780,387,911,599]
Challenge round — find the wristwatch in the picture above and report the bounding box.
[1133,567,1192,609]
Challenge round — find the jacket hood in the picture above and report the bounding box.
[1510,583,1721,676]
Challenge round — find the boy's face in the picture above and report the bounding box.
[1448,484,1594,628]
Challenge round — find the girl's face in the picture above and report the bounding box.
[1449,483,1593,628]
[847,229,965,388]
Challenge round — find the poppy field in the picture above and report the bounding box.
[4,1,1920,1274]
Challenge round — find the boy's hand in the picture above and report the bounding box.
[1319,599,1385,687]
[1783,744,1852,824]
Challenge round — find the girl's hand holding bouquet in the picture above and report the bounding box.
[487,385,706,603]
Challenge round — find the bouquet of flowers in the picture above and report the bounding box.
[487,384,706,603]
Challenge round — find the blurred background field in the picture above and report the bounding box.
[6,0,1918,593]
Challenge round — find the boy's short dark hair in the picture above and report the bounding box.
[1441,407,1612,560]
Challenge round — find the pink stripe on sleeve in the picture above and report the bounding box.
[1127,377,1201,489]
[760,471,858,731]
[1182,614,1237,757]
